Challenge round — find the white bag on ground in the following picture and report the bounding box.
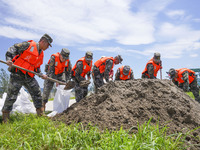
[47,85,71,117]
[0,88,36,116]
[13,88,36,114]
[0,93,7,116]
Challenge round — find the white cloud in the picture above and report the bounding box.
[1,0,199,61]
[82,46,151,56]
[0,0,173,46]
[190,54,198,57]
[166,10,185,18]
[0,26,40,40]
[145,22,200,58]
[193,18,200,23]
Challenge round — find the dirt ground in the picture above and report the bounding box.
[53,79,200,148]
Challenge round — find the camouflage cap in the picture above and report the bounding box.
[123,65,130,75]
[153,52,161,61]
[168,68,176,79]
[41,33,53,47]
[60,48,70,60]
[116,55,123,64]
[85,51,93,61]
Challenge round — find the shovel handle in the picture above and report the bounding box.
[160,69,162,80]
[0,59,67,85]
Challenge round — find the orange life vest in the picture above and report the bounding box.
[142,58,162,78]
[119,66,132,80]
[94,57,114,73]
[174,68,195,84]
[72,57,92,78]
[12,40,43,77]
[48,52,69,75]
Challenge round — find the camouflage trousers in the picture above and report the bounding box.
[2,72,42,112]
[190,77,200,102]
[42,79,54,104]
[92,68,104,93]
[74,80,88,102]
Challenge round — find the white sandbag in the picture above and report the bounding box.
[47,110,58,117]
[13,88,36,114]
[0,88,36,116]
[47,85,71,117]
[0,93,7,116]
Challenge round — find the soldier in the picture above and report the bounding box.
[142,52,162,79]
[101,56,114,81]
[42,48,72,110]
[168,68,200,103]
[71,51,93,102]
[115,65,134,81]
[2,33,53,123]
[92,55,123,92]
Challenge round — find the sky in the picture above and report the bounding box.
[0,0,200,87]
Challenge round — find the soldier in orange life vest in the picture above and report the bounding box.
[115,65,134,81]
[42,48,72,109]
[168,68,200,103]
[92,55,123,92]
[71,51,93,102]
[2,33,53,123]
[142,52,162,79]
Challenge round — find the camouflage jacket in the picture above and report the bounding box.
[172,71,189,91]
[46,55,72,82]
[73,61,91,82]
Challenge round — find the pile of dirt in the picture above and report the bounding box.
[53,79,200,146]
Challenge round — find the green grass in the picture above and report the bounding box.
[0,113,196,150]
[48,96,75,101]
[186,92,195,99]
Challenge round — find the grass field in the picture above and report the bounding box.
[0,113,197,149]
[0,92,199,149]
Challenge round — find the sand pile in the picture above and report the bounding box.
[53,79,200,147]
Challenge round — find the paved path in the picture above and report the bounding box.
[46,99,76,111]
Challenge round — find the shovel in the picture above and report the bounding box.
[0,59,75,90]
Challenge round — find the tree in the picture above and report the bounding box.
[0,68,9,98]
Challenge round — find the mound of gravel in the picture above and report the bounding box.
[53,79,200,147]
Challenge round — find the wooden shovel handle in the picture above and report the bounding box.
[0,59,66,85]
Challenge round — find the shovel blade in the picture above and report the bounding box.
[64,80,75,90]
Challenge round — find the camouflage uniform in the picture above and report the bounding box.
[115,66,134,80]
[141,63,157,79]
[172,71,200,102]
[142,52,162,79]
[72,61,91,102]
[42,55,71,104]
[2,42,43,111]
[92,59,114,91]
